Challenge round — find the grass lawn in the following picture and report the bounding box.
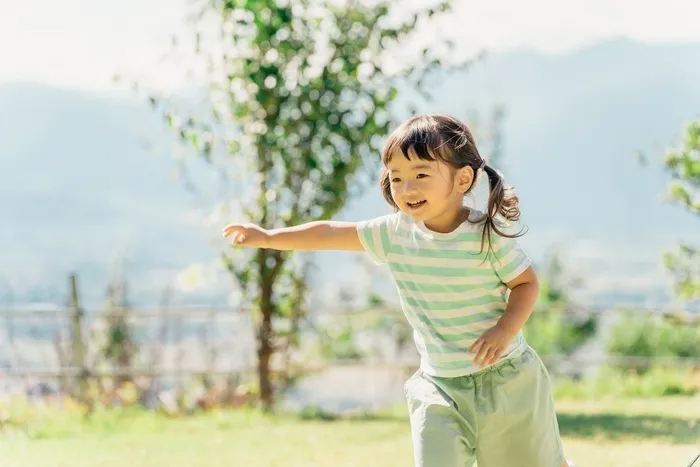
[1,397,698,467]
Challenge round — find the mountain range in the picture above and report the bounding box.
[2,38,699,310]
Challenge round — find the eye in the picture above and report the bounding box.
[416,173,428,179]
[391,177,401,183]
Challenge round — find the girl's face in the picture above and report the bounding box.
[387,149,473,231]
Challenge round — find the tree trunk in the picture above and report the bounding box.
[257,249,282,412]
[257,298,274,411]
[255,143,275,411]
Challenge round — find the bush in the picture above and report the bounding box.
[523,249,598,357]
[607,312,700,373]
[553,365,699,399]
[524,309,597,357]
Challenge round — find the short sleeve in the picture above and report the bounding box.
[489,231,532,283]
[356,213,400,264]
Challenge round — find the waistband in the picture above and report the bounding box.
[468,342,527,377]
[422,342,529,380]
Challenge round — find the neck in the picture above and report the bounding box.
[423,205,469,233]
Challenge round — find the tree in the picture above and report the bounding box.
[662,118,700,299]
[128,0,471,410]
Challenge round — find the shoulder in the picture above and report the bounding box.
[356,211,404,236]
[355,211,405,263]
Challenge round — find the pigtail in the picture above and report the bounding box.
[480,164,524,253]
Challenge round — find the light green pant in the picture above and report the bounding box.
[404,346,566,467]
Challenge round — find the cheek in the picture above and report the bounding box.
[423,180,445,196]
[389,184,399,201]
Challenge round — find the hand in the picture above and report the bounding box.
[222,223,269,248]
[468,324,517,368]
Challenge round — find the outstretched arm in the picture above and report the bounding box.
[222,221,365,251]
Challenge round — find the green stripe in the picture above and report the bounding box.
[491,239,516,261]
[404,294,501,311]
[379,224,391,258]
[414,309,501,327]
[495,258,528,279]
[396,280,502,293]
[391,262,494,277]
[395,227,486,243]
[391,245,488,260]
[360,229,378,258]
[432,329,486,343]
[425,343,468,353]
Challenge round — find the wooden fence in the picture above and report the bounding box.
[1,273,699,401]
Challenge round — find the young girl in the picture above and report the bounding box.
[223,114,574,467]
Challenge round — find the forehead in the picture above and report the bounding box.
[387,147,438,171]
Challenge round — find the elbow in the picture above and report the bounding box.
[529,274,540,292]
[513,279,538,298]
[523,272,540,298]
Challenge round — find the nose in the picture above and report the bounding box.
[401,180,418,194]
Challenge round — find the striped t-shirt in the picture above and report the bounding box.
[356,210,531,377]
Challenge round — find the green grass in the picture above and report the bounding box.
[1,397,699,467]
[553,366,700,399]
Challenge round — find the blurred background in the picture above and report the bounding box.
[0,0,699,466]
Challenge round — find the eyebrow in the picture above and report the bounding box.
[390,163,433,172]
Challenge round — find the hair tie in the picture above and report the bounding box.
[479,159,487,171]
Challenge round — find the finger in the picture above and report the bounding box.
[222,225,238,237]
[486,346,505,367]
[228,232,240,244]
[477,347,495,368]
[473,343,490,365]
[224,224,247,237]
[468,338,483,354]
[482,347,500,367]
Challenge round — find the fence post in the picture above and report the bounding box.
[69,273,87,401]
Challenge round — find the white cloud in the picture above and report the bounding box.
[439,0,700,55]
[0,0,190,92]
[2,0,700,91]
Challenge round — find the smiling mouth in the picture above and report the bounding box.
[406,200,426,209]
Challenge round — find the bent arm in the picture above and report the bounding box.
[497,265,540,334]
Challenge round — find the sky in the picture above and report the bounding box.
[2,0,700,93]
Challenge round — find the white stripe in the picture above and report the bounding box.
[421,339,522,364]
[391,235,483,252]
[429,317,501,335]
[398,287,505,302]
[396,216,482,234]
[404,301,504,319]
[502,259,531,282]
[389,253,491,268]
[493,245,528,269]
[393,271,489,285]
[371,227,385,260]
[423,350,477,364]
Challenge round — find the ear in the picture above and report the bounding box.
[456,166,475,194]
